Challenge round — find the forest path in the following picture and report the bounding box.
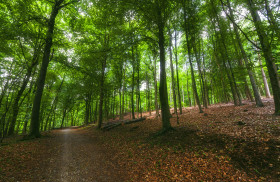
[43,127,123,182]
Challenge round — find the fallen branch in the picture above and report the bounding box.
[102,117,146,131]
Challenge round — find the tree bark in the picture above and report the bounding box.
[246,0,280,114]
[259,57,271,98]
[131,46,136,119]
[182,0,203,113]
[193,37,207,109]
[174,30,182,114]
[157,3,172,131]
[97,59,107,128]
[168,29,177,115]
[8,57,39,136]
[153,54,159,117]
[29,0,65,138]
[224,0,263,107]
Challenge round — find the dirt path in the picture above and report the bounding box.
[41,127,124,182]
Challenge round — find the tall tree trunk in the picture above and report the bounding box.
[193,37,207,109]
[183,0,203,113]
[137,50,140,119]
[157,5,172,131]
[29,0,65,137]
[60,108,67,129]
[223,0,263,107]
[85,94,90,125]
[168,29,177,115]
[186,71,191,107]
[259,58,271,98]
[246,0,280,114]
[8,41,40,136]
[131,46,136,119]
[182,86,184,107]
[112,90,115,119]
[119,88,122,119]
[153,55,159,117]
[97,59,106,128]
[146,71,151,116]
[122,64,126,119]
[210,13,239,106]
[174,30,182,114]
[94,100,98,123]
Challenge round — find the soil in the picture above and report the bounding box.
[0,127,126,182]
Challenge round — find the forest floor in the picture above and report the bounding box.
[0,99,279,181]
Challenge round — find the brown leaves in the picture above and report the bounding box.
[94,99,279,181]
[0,99,279,181]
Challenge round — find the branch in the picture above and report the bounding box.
[220,0,261,50]
[18,37,28,67]
[58,0,79,10]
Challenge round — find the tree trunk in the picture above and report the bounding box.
[182,0,203,113]
[153,54,159,117]
[137,50,140,119]
[60,108,67,129]
[97,59,106,128]
[246,0,280,114]
[259,57,271,98]
[29,0,64,137]
[119,88,122,119]
[168,29,177,115]
[131,46,136,119]
[174,30,182,114]
[225,0,263,107]
[122,64,126,119]
[186,71,191,107]
[8,44,40,136]
[85,94,90,125]
[94,100,98,123]
[157,5,172,131]
[193,37,207,109]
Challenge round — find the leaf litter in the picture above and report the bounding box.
[0,98,279,181]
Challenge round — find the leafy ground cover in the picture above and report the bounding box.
[0,99,279,181]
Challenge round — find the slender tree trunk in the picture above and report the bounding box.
[8,44,40,136]
[153,55,159,117]
[193,37,207,109]
[182,86,184,107]
[183,0,203,113]
[224,0,263,107]
[85,95,90,125]
[186,71,191,107]
[174,30,182,114]
[29,0,65,137]
[259,57,271,98]
[97,59,106,128]
[122,64,126,118]
[131,46,136,119]
[246,0,280,114]
[137,51,140,119]
[146,71,151,116]
[94,100,98,123]
[60,108,67,129]
[168,29,177,115]
[119,88,122,119]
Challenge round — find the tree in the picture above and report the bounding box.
[245,0,280,115]
[30,0,78,137]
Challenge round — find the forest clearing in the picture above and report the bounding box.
[0,99,279,181]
